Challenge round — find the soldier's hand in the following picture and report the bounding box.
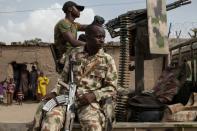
[42,92,57,101]
[79,92,96,105]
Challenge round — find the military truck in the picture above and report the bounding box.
[104,0,197,131]
[2,0,196,131]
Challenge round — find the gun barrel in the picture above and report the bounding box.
[167,0,191,11]
[181,0,192,6]
[105,0,191,38]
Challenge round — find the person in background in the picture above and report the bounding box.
[6,78,15,105]
[0,81,6,103]
[37,71,49,101]
[16,88,24,105]
[30,65,38,100]
[19,64,30,99]
[11,61,20,100]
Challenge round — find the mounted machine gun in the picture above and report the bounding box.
[105,0,191,92]
[105,0,191,122]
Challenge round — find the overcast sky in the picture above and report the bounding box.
[0,0,196,44]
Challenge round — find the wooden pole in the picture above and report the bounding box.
[134,38,144,95]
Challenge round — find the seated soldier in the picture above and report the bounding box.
[127,61,191,122]
[150,61,191,104]
[152,67,179,103]
[32,18,118,131]
[160,61,197,122]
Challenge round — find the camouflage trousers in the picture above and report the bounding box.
[33,102,106,131]
[78,103,105,131]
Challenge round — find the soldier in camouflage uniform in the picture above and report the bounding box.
[33,21,118,131]
[152,66,180,104]
[54,1,87,72]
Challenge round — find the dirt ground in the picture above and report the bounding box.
[0,100,38,123]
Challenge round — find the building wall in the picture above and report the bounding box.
[0,45,59,92]
[0,45,163,93]
[105,45,163,90]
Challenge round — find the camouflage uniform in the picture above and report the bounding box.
[33,47,118,131]
[54,18,81,64]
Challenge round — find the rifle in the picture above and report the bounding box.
[42,55,77,131]
[104,98,114,131]
[50,44,65,73]
[50,45,60,73]
[64,55,77,131]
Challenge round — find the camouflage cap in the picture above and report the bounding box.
[62,1,84,13]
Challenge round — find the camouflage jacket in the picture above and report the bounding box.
[52,47,118,103]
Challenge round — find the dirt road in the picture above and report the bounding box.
[0,101,38,123]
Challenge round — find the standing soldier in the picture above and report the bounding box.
[54,1,87,72]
